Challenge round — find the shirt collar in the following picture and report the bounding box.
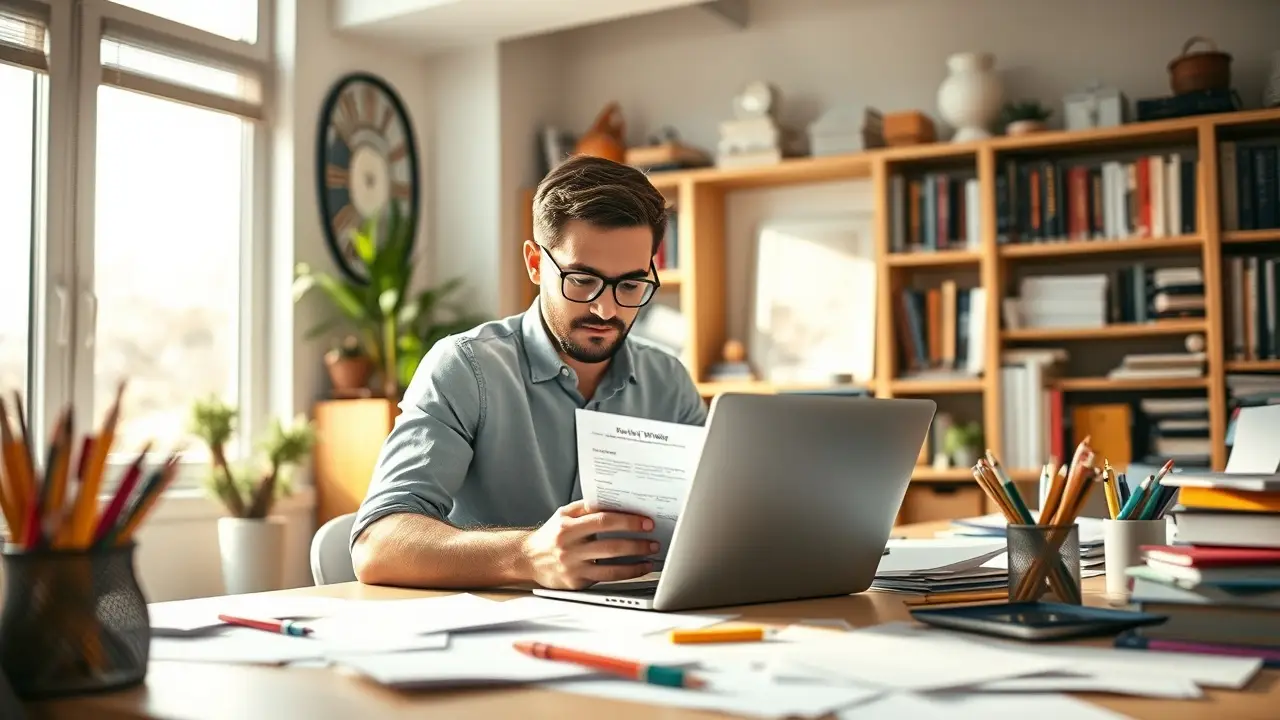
[520,301,638,387]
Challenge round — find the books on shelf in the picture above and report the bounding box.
[998,348,1066,470]
[995,153,1197,245]
[1224,253,1279,361]
[1140,396,1212,469]
[1106,351,1206,381]
[1220,140,1280,232]
[894,282,986,378]
[888,171,980,253]
[1007,264,1204,331]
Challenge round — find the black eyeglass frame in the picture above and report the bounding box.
[538,243,661,308]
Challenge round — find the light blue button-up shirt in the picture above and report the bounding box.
[351,301,708,547]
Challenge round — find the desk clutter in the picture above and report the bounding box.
[139,586,1263,718]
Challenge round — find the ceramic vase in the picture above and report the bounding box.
[937,52,1003,142]
[217,516,286,595]
[1266,50,1280,108]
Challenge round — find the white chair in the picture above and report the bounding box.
[310,512,357,585]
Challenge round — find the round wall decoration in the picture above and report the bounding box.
[315,72,420,283]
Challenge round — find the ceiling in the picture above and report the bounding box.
[331,0,747,55]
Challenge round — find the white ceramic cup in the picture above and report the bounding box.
[1102,518,1169,599]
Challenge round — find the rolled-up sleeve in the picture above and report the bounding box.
[350,337,481,548]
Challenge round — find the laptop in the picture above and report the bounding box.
[533,392,936,612]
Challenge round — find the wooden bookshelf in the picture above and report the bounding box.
[515,106,1280,482]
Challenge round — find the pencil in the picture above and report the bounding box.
[1117,476,1153,520]
[984,450,1034,524]
[1039,464,1069,522]
[514,640,706,689]
[91,443,150,545]
[67,382,125,548]
[9,393,36,524]
[903,589,1008,606]
[1100,461,1120,519]
[110,454,180,545]
[0,399,26,540]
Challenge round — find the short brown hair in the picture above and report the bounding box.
[533,154,669,255]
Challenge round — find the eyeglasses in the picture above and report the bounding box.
[539,244,660,308]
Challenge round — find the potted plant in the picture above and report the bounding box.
[190,395,316,595]
[324,335,373,396]
[1001,100,1053,135]
[294,205,485,400]
[944,421,984,467]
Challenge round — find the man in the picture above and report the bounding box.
[350,154,708,591]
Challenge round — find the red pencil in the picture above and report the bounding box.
[218,614,313,637]
[92,443,151,544]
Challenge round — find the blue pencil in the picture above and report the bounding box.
[1117,476,1153,520]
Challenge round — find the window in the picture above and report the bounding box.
[0,2,47,417]
[5,0,269,486]
[93,86,246,457]
[108,0,257,43]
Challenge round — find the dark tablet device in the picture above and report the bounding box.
[909,601,1168,642]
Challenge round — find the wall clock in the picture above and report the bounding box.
[316,72,420,284]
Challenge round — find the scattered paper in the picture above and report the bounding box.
[868,621,1261,690]
[836,691,1132,719]
[151,629,326,665]
[305,593,560,638]
[779,624,1068,691]
[978,671,1202,699]
[575,408,706,563]
[547,669,882,719]
[314,630,450,656]
[148,595,355,636]
[501,595,735,635]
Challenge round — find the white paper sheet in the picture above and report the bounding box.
[875,538,1008,576]
[778,624,1069,691]
[330,626,701,689]
[502,596,735,635]
[836,691,1132,719]
[546,669,882,719]
[978,671,1203,699]
[150,629,327,665]
[575,408,706,563]
[867,621,1262,690]
[147,595,356,636]
[305,593,560,638]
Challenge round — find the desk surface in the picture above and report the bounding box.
[27,522,1280,720]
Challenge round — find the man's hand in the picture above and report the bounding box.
[522,500,659,590]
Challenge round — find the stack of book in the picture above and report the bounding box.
[1118,474,1280,666]
[1117,405,1280,664]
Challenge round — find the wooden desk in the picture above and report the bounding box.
[27,523,1280,720]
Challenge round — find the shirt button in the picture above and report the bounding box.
[560,368,570,377]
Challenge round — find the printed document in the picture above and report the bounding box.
[575,409,706,563]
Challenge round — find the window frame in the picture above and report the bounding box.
[25,0,273,491]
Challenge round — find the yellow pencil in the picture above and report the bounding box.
[1102,462,1121,519]
[0,399,26,540]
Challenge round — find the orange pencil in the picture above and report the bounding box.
[67,382,125,547]
[514,641,706,689]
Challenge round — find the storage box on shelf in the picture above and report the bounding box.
[511,107,1280,498]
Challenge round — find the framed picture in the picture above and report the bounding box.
[748,214,877,384]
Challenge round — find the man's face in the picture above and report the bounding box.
[531,219,655,364]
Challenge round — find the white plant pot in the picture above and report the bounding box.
[937,52,1003,142]
[217,516,286,595]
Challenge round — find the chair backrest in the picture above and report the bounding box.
[310,513,357,585]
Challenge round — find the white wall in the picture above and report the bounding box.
[133,0,436,602]
[552,0,1280,151]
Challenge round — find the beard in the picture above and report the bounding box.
[542,301,631,364]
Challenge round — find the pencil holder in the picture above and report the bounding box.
[1006,524,1082,605]
[1102,518,1169,600]
[0,542,151,699]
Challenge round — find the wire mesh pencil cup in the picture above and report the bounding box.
[1006,524,1083,605]
[0,542,151,699]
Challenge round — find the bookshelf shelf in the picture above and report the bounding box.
[1052,376,1209,392]
[1223,229,1280,244]
[885,250,982,267]
[1224,359,1280,372]
[999,236,1203,259]
[1002,319,1206,342]
[889,377,984,395]
[910,467,975,483]
[517,106,1280,481]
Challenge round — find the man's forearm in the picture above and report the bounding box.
[351,513,533,589]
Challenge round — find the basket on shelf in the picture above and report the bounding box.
[1167,36,1231,96]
